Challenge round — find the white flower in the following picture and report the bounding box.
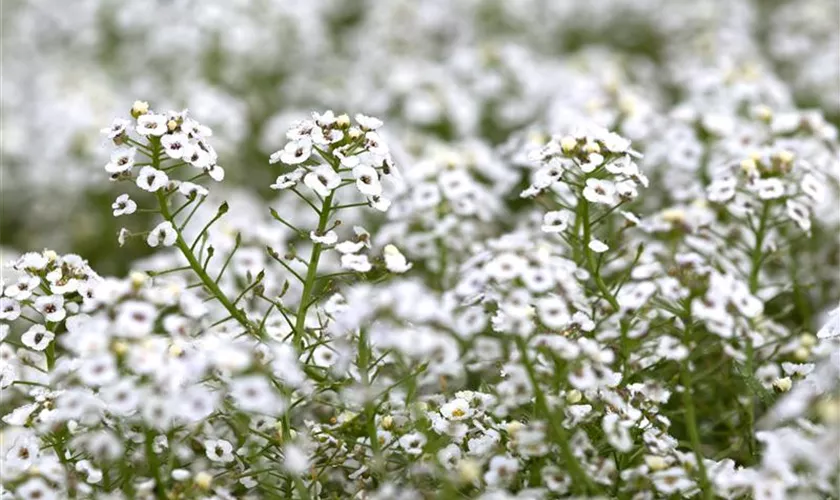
[755,178,785,199]
[601,131,631,153]
[21,325,55,351]
[398,432,427,456]
[16,478,57,500]
[440,398,473,421]
[34,295,66,322]
[101,118,130,139]
[78,354,118,386]
[383,245,412,273]
[583,179,616,205]
[4,276,39,300]
[801,173,825,203]
[161,133,190,159]
[112,194,137,217]
[484,455,519,487]
[147,221,177,247]
[368,194,391,212]
[352,165,382,196]
[184,146,211,169]
[271,137,312,165]
[588,239,609,253]
[136,113,168,136]
[341,253,372,273]
[105,147,137,173]
[136,166,169,192]
[205,164,225,182]
[355,114,383,130]
[283,444,310,475]
[177,182,208,198]
[785,199,811,231]
[0,297,21,321]
[230,375,285,415]
[541,211,570,233]
[304,165,340,197]
[335,240,366,254]
[310,230,338,245]
[708,176,737,202]
[270,168,305,190]
[205,439,235,463]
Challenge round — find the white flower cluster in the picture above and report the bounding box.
[269,111,395,212]
[1,0,839,497]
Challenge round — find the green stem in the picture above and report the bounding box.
[358,328,381,483]
[744,202,770,460]
[150,140,257,339]
[680,305,713,500]
[292,191,334,351]
[515,336,597,495]
[144,431,166,499]
[580,198,620,311]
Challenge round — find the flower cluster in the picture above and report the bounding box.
[2,1,840,497]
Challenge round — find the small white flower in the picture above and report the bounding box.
[34,295,66,322]
[136,166,169,192]
[101,118,130,139]
[541,211,570,233]
[0,297,20,321]
[755,178,785,200]
[105,147,137,173]
[398,432,427,456]
[177,182,208,198]
[352,164,382,196]
[230,375,285,414]
[589,239,609,253]
[786,199,811,231]
[136,113,168,136]
[355,114,383,130]
[310,230,338,245]
[583,178,616,205]
[21,325,55,351]
[801,173,825,203]
[304,165,340,197]
[335,240,366,254]
[205,439,235,463]
[147,221,177,247]
[368,194,391,212]
[112,194,137,217]
[205,164,225,182]
[484,455,519,487]
[271,137,312,165]
[161,133,190,159]
[270,168,305,190]
[341,254,372,272]
[440,398,473,421]
[708,176,737,202]
[383,244,412,273]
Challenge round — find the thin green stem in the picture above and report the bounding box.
[292,191,334,350]
[515,336,597,495]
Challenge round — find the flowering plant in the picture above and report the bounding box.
[2,2,840,499]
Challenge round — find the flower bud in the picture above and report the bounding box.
[194,471,213,490]
[131,100,150,118]
[336,114,351,128]
[644,455,668,471]
[772,377,792,393]
[560,136,577,153]
[793,347,810,361]
[381,415,394,429]
[799,333,817,348]
[457,459,481,483]
[566,389,582,404]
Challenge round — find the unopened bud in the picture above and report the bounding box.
[131,100,150,118]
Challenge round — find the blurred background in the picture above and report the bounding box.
[2,0,838,275]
